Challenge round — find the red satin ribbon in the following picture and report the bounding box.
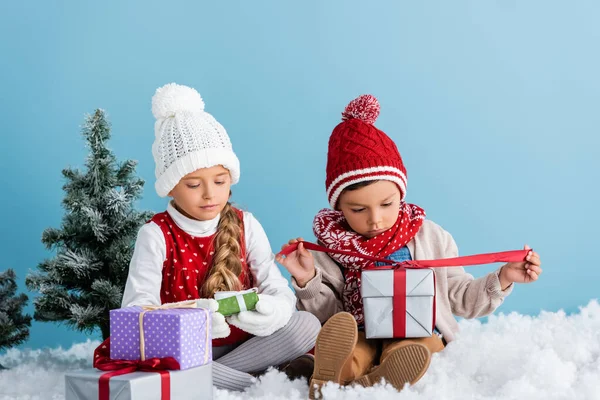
[392,268,407,337]
[278,241,529,270]
[279,241,530,338]
[93,338,179,400]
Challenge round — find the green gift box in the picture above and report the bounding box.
[214,288,259,316]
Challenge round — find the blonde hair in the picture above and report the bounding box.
[201,202,243,298]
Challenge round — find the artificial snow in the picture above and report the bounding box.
[1,301,599,400]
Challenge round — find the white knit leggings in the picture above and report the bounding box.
[212,311,321,391]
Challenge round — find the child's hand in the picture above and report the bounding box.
[499,245,542,289]
[275,238,316,288]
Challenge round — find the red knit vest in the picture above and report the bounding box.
[151,209,254,347]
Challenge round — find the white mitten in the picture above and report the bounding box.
[227,294,293,337]
[194,298,231,339]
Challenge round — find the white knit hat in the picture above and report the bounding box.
[151,83,240,197]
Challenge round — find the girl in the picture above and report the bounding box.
[276,95,542,397]
[122,83,320,391]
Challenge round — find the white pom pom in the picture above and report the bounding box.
[152,83,205,119]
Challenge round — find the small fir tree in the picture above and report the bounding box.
[26,109,153,339]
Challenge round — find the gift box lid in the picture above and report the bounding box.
[361,268,435,298]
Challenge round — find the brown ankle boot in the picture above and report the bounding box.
[278,354,315,381]
[309,312,358,399]
[353,342,431,391]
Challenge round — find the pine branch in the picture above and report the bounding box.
[41,227,63,249]
[91,279,124,309]
[116,160,138,184]
[69,303,105,333]
[0,269,32,351]
[56,248,103,280]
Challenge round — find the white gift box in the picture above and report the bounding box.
[65,363,213,400]
[361,268,435,339]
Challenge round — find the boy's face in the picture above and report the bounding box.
[338,180,401,238]
[168,165,231,221]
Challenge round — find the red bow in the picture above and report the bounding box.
[93,338,180,400]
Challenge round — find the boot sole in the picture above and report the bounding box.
[309,312,358,399]
[354,343,431,391]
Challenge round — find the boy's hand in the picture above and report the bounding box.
[499,245,542,289]
[275,237,316,288]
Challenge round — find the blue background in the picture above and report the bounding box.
[1,1,598,351]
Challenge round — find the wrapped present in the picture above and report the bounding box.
[361,268,436,339]
[214,288,259,316]
[65,338,213,400]
[110,302,211,370]
[64,364,213,400]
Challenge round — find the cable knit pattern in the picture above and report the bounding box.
[151,83,240,197]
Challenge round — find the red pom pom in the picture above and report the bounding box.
[341,94,380,125]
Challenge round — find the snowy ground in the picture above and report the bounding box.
[1,301,599,400]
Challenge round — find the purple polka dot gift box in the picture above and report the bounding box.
[110,306,212,370]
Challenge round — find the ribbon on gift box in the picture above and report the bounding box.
[93,337,179,400]
[278,241,530,337]
[138,300,211,364]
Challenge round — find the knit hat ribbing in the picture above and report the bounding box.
[326,95,407,208]
[151,83,240,197]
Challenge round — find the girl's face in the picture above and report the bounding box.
[337,180,401,238]
[169,165,232,221]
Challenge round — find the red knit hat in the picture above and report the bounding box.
[326,94,407,208]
